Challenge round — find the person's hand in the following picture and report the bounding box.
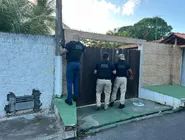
[60,47,68,55]
[129,75,133,80]
[94,70,97,75]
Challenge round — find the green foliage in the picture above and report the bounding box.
[0,0,55,35]
[82,39,131,48]
[109,17,173,41]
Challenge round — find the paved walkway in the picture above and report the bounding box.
[77,98,172,134]
[0,114,63,140]
[82,110,185,140]
[55,97,76,126]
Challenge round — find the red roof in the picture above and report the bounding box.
[159,32,185,45]
[173,32,185,40]
[119,44,138,49]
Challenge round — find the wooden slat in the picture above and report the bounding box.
[77,47,140,106]
[65,29,146,44]
[160,35,174,44]
[177,38,185,45]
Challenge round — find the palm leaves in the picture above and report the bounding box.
[0,0,55,35]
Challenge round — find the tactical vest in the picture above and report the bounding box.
[97,63,112,79]
[116,62,128,77]
[117,63,126,70]
[66,42,84,62]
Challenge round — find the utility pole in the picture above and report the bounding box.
[155,15,163,40]
[56,0,64,55]
[55,0,64,97]
[155,16,157,40]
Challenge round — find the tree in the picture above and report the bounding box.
[0,0,31,33]
[109,17,173,41]
[29,0,55,34]
[106,30,116,35]
[132,17,172,41]
[0,0,55,35]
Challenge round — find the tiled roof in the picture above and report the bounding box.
[159,32,185,45]
[119,44,138,49]
[173,33,185,40]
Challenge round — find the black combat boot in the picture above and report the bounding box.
[109,102,114,107]
[119,104,125,109]
[73,96,77,102]
[96,106,101,111]
[65,99,72,106]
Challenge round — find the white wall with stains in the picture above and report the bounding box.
[0,32,55,118]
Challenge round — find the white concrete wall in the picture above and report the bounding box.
[139,88,183,109]
[0,32,55,118]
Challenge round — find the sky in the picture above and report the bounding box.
[62,0,185,34]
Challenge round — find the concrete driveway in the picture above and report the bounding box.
[0,114,63,140]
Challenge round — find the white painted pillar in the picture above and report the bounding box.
[171,38,178,84]
[138,43,144,97]
[55,56,62,97]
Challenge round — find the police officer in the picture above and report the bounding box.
[94,52,116,110]
[61,34,86,105]
[110,54,133,109]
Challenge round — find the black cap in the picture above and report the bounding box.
[103,52,109,60]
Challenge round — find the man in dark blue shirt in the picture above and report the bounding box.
[94,52,116,110]
[61,34,86,105]
[110,54,133,109]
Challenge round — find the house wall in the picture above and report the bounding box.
[142,42,182,86]
[0,32,55,118]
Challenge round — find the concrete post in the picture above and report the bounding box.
[171,38,177,85]
[138,43,144,97]
[55,0,63,97]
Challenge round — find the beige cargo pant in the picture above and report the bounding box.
[111,77,127,105]
[96,79,112,107]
